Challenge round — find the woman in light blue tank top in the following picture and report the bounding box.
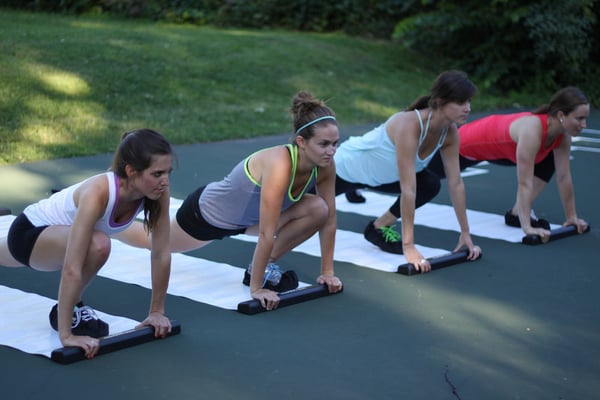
[334,70,482,271]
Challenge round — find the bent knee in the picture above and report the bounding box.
[307,195,330,222]
[89,232,112,264]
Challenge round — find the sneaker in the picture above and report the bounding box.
[504,209,550,230]
[345,189,366,203]
[0,208,11,216]
[242,263,299,293]
[49,301,109,338]
[363,220,404,254]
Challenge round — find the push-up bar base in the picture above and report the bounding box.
[522,225,590,245]
[51,319,181,364]
[237,284,341,315]
[397,249,481,276]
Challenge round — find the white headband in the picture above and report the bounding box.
[296,115,336,135]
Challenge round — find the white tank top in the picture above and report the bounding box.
[23,172,143,235]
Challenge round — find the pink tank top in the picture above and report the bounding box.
[458,112,562,164]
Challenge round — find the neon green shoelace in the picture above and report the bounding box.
[378,225,401,243]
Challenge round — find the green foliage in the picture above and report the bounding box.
[393,0,599,103]
[3,9,480,165]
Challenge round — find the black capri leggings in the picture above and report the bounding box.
[427,151,556,183]
[335,168,442,219]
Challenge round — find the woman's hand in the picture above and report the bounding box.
[62,334,100,359]
[317,274,343,293]
[564,217,588,234]
[454,233,482,260]
[138,312,172,338]
[524,226,551,243]
[404,245,430,273]
[251,288,280,311]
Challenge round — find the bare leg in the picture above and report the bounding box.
[0,221,24,267]
[259,194,328,261]
[29,226,110,275]
[373,210,398,229]
[113,221,152,250]
[116,218,212,253]
[169,218,212,253]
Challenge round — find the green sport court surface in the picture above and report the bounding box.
[0,110,598,400]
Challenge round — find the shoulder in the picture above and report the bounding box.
[75,174,109,207]
[250,145,292,179]
[511,114,543,135]
[386,110,420,137]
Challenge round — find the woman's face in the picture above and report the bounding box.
[298,123,340,168]
[133,154,173,200]
[563,104,589,137]
[441,100,472,125]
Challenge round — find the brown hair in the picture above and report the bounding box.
[290,91,337,143]
[407,70,477,111]
[533,86,588,116]
[111,129,173,231]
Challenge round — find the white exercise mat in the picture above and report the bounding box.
[234,230,448,273]
[334,191,560,243]
[101,240,309,310]
[0,284,139,358]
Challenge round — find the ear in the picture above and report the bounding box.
[124,164,137,178]
[295,135,307,149]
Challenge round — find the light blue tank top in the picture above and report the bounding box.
[334,110,448,186]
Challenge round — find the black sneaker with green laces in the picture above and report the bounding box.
[363,220,404,254]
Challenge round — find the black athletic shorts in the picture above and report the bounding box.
[176,186,246,241]
[7,213,48,266]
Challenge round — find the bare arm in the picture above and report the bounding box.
[389,114,424,268]
[513,119,547,237]
[439,128,480,259]
[554,136,588,232]
[139,187,172,337]
[249,148,289,299]
[315,161,343,292]
[57,180,106,356]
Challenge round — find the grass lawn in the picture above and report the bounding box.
[1,9,545,165]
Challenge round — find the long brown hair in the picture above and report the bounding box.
[111,129,173,231]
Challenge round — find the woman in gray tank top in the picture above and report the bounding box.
[121,92,343,311]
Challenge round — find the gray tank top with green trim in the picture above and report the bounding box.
[199,144,317,230]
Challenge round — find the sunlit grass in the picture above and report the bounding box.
[0,9,540,165]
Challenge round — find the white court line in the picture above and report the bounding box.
[0,284,139,358]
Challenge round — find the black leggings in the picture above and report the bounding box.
[427,151,556,183]
[335,168,441,219]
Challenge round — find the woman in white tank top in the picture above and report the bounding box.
[0,129,174,359]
